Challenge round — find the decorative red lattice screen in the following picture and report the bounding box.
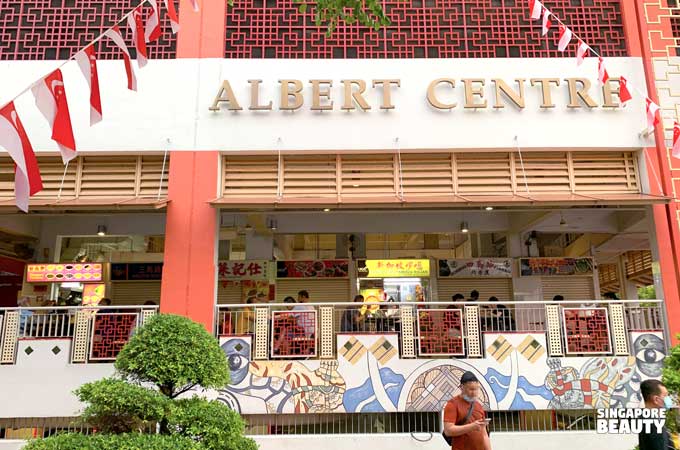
[0,0,177,60]
[225,0,628,58]
[417,309,465,356]
[562,308,612,355]
[89,312,138,361]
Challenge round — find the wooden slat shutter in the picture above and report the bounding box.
[572,151,639,193]
[110,281,161,305]
[222,155,278,198]
[217,282,242,304]
[276,279,350,303]
[437,278,513,302]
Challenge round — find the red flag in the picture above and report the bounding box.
[104,26,138,91]
[75,45,103,126]
[31,69,77,164]
[598,57,609,85]
[127,8,148,68]
[145,0,162,43]
[618,76,632,107]
[0,102,43,212]
[530,0,542,20]
[673,122,680,159]
[646,98,660,131]
[541,9,552,36]
[576,40,590,66]
[164,0,180,34]
[557,24,572,52]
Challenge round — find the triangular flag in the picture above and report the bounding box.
[598,57,609,85]
[127,8,148,68]
[145,0,162,43]
[542,9,552,36]
[104,26,138,91]
[618,76,633,107]
[646,98,660,131]
[576,40,590,66]
[31,69,77,164]
[75,45,103,126]
[673,122,680,159]
[0,102,43,212]
[530,0,542,20]
[190,0,199,12]
[164,0,180,34]
[557,24,572,52]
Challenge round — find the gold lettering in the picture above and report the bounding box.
[463,79,487,108]
[310,80,333,111]
[341,80,371,111]
[602,78,622,108]
[279,79,304,110]
[209,80,243,111]
[565,78,598,108]
[530,78,561,108]
[426,78,457,110]
[372,79,401,110]
[492,78,526,109]
[248,79,272,110]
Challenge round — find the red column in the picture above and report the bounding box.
[160,0,227,329]
[626,0,680,342]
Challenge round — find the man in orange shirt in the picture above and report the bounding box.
[443,371,491,450]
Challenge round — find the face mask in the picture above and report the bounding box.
[664,396,674,410]
[462,395,476,403]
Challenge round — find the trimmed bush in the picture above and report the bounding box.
[23,433,199,450]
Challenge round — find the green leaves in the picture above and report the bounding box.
[23,433,200,450]
[115,314,230,398]
[75,379,169,433]
[167,397,257,450]
[293,0,392,36]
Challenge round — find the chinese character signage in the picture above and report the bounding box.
[438,259,512,278]
[218,260,269,280]
[276,260,349,278]
[520,257,594,276]
[26,263,103,283]
[359,259,430,278]
[111,263,163,281]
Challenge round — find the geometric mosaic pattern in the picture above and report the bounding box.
[0,1,177,60]
[339,336,367,365]
[369,336,397,364]
[404,364,490,412]
[89,313,137,361]
[225,0,628,58]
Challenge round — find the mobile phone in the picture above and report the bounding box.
[484,418,492,424]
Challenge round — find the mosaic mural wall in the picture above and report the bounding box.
[216,331,665,414]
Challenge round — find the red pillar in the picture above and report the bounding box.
[160,0,227,330]
[624,0,680,342]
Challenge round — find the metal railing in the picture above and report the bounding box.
[215,299,666,360]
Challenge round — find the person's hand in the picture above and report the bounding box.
[468,419,487,432]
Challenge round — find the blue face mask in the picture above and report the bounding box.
[664,396,674,410]
[462,395,476,403]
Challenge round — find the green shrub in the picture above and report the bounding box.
[75,378,169,433]
[115,314,229,399]
[23,433,199,450]
[167,397,257,450]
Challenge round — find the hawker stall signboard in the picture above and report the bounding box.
[519,258,594,276]
[438,259,512,278]
[218,260,270,280]
[26,263,103,283]
[359,259,430,278]
[111,263,163,281]
[276,260,349,278]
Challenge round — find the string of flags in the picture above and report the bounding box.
[0,0,200,212]
[528,0,680,157]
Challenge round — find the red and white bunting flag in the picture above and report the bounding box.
[164,0,180,33]
[31,69,77,164]
[618,76,633,107]
[541,9,552,36]
[598,57,609,85]
[673,122,680,159]
[145,0,162,43]
[557,24,572,52]
[530,0,542,20]
[576,40,590,66]
[127,8,148,68]
[646,98,660,131]
[104,26,138,91]
[190,0,199,12]
[0,102,43,212]
[75,45,103,126]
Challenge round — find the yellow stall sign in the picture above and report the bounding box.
[363,259,430,278]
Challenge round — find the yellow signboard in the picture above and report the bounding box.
[362,259,430,278]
